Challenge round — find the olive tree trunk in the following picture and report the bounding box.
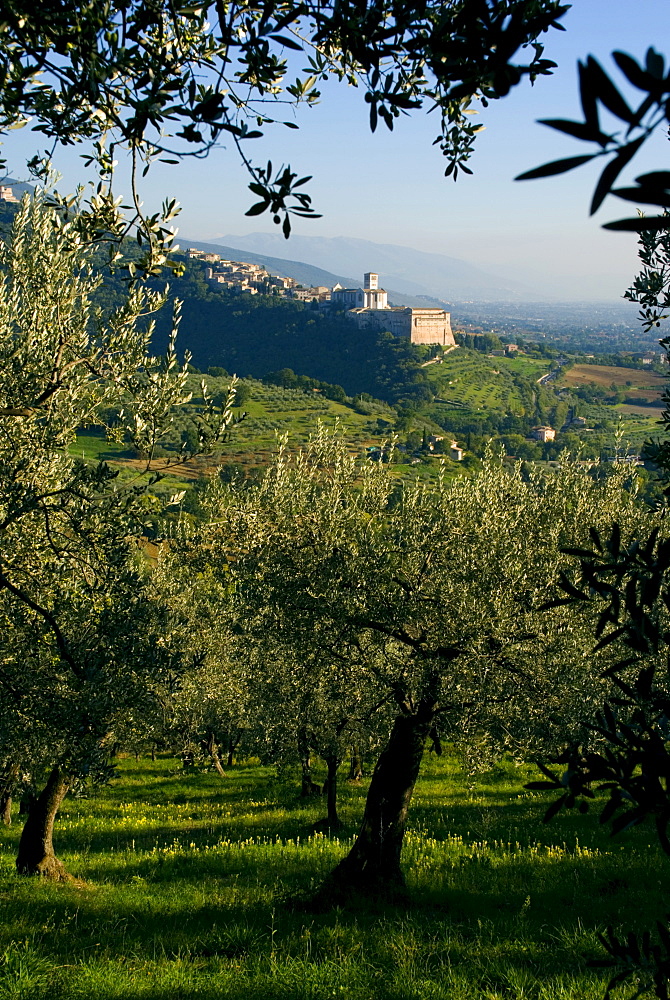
[0,791,11,825]
[299,730,321,796]
[16,766,70,879]
[322,753,342,829]
[204,733,227,778]
[226,731,242,767]
[321,698,437,900]
[348,747,363,782]
[0,762,18,825]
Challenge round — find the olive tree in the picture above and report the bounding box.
[241,622,394,824]
[0,194,234,877]
[519,46,670,236]
[157,515,392,819]
[145,554,254,775]
[187,426,651,899]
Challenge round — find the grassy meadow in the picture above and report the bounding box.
[0,754,665,1000]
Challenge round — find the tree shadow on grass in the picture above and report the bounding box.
[0,864,618,1000]
[0,756,662,999]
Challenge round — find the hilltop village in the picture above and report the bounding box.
[187,249,455,347]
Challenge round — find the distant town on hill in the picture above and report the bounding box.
[180,238,655,357]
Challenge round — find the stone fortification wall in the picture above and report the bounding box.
[347,306,455,347]
[409,308,454,346]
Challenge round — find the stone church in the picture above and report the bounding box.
[332,273,455,346]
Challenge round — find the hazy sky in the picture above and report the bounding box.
[4,1,669,301]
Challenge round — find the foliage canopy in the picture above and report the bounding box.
[0,0,567,267]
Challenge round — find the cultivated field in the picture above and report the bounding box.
[70,377,384,491]
[72,375,463,496]
[559,364,666,397]
[0,755,665,1000]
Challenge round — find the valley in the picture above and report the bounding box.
[60,222,670,506]
[74,338,669,511]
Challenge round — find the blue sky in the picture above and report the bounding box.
[4,1,669,301]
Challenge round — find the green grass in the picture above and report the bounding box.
[0,755,665,999]
[500,356,552,380]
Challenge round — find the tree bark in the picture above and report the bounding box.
[322,754,342,828]
[0,762,18,825]
[227,731,241,767]
[0,792,11,825]
[348,747,363,782]
[16,767,70,879]
[299,731,321,796]
[321,698,437,900]
[204,733,226,778]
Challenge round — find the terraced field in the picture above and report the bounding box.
[72,377,384,484]
[425,349,550,414]
[71,358,669,500]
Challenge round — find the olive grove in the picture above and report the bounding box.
[0,0,667,909]
[0,194,235,876]
[173,426,655,898]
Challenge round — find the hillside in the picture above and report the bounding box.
[181,239,358,293]
[146,264,437,406]
[0,197,654,495]
[72,349,668,512]
[424,349,550,414]
[73,374,461,504]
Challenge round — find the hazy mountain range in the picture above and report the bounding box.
[181,238,433,307]
[206,233,539,303]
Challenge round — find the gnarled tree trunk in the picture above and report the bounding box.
[204,733,227,778]
[16,766,70,879]
[0,762,18,825]
[348,747,363,782]
[321,697,437,900]
[322,753,342,829]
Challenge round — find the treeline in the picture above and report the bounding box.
[259,368,347,402]
[455,331,566,359]
[424,392,570,440]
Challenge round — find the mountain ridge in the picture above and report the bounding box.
[180,238,432,308]
[211,232,541,303]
